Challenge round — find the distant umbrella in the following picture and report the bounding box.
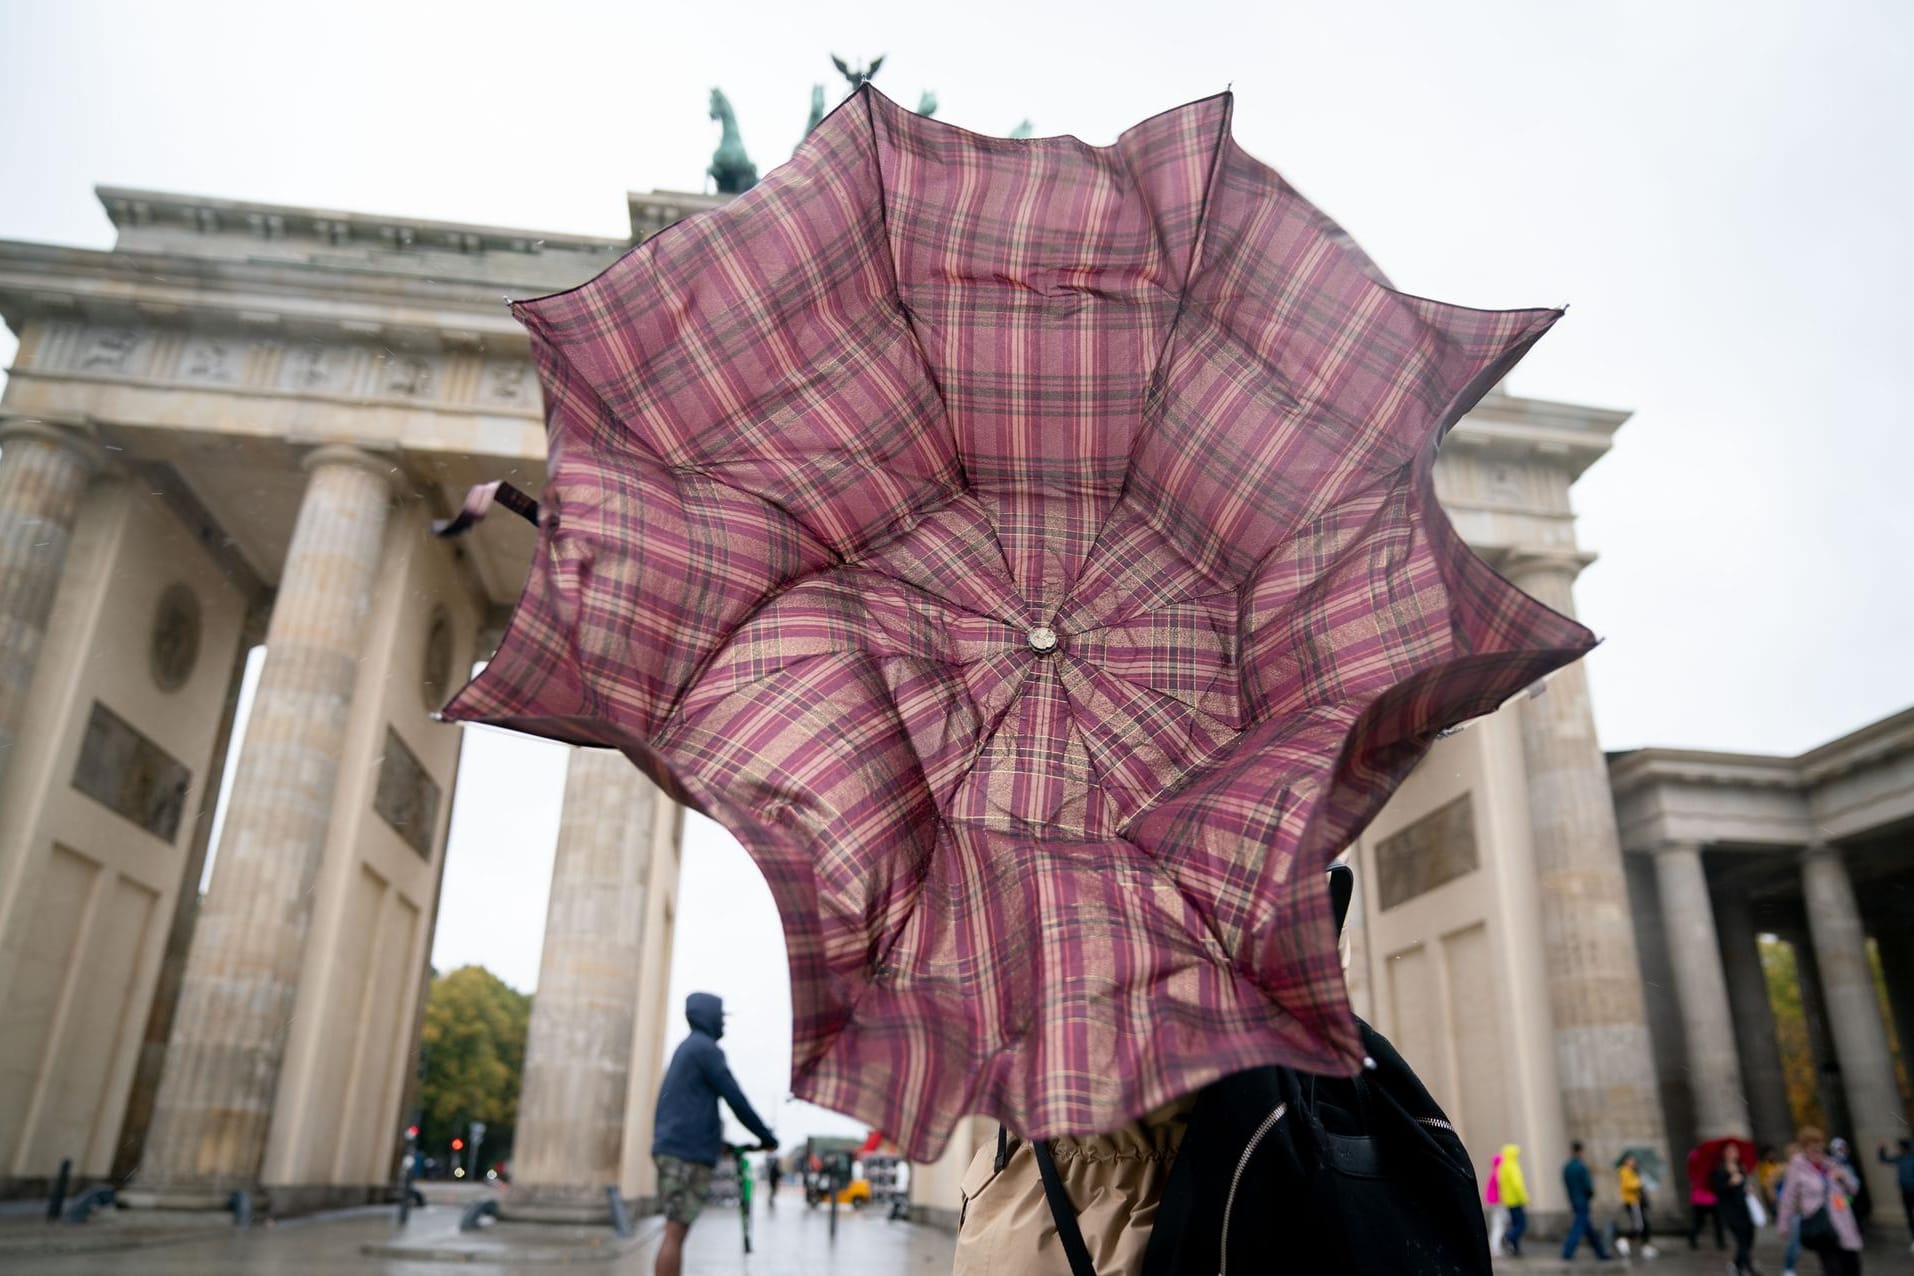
[443,86,1591,1160]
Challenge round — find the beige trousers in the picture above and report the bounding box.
[952,1099,1192,1276]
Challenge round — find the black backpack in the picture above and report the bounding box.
[1139,1020,1491,1275]
[1032,870,1492,1275]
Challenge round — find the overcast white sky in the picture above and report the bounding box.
[5,0,1911,1143]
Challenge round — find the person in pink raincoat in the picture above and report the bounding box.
[1485,1148,1509,1256]
[1777,1126,1864,1276]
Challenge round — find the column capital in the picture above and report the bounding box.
[0,417,106,475]
[1653,838,1706,858]
[300,443,406,495]
[1499,546,1598,585]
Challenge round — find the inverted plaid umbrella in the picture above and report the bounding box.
[442,86,1592,1161]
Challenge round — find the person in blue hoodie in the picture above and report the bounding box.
[652,993,778,1276]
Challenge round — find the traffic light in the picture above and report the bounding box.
[451,1137,464,1152]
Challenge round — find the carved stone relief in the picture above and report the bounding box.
[372,727,442,858]
[149,583,202,693]
[70,701,193,842]
[79,327,140,373]
[479,360,531,407]
[53,324,536,414]
[1374,794,1478,911]
[180,336,242,384]
[381,353,437,399]
[280,343,349,394]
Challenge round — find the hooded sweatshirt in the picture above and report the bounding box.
[1497,1145,1529,1208]
[651,993,776,1166]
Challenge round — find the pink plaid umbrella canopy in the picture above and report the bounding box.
[444,86,1592,1161]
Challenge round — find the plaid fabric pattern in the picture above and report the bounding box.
[445,86,1592,1162]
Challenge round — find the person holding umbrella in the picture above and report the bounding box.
[1688,1143,1727,1250]
[1709,1140,1758,1275]
[436,81,1614,1276]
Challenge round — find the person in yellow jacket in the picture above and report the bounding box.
[1497,1144,1530,1256]
[1616,1151,1659,1258]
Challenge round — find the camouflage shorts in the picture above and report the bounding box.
[654,1154,713,1226]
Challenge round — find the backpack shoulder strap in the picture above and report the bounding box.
[1032,1139,1098,1276]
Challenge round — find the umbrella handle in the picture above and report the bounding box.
[433,480,541,538]
[1328,863,1354,937]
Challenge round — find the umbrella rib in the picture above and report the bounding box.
[1239,458,1411,590]
[860,89,966,495]
[1056,91,1239,620]
[1051,673,1242,968]
[1061,661,1239,808]
[842,560,1027,630]
[1073,584,1239,637]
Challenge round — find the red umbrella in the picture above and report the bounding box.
[443,86,1591,1161]
[1688,1137,1757,1201]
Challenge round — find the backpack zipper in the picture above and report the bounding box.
[1218,1101,1287,1275]
[1417,1116,1454,1133]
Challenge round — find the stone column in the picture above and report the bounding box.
[1652,842,1752,1139]
[133,447,394,1203]
[1800,846,1909,1205]
[0,419,102,791]
[506,749,657,1220]
[1712,887,1794,1149]
[1505,551,1666,1171]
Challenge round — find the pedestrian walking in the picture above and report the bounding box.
[1709,1140,1758,1275]
[1487,1147,1509,1257]
[1776,1126,1863,1276]
[650,993,778,1276]
[1689,1144,1726,1250]
[1877,1137,1914,1253]
[1498,1144,1530,1256]
[1828,1139,1869,1228]
[1561,1141,1611,1261]
[1616,1152,1658,1259]
[1776,1141,1804,1276]
[1758,1144,1786,1212]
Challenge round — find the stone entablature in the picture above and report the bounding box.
[18,319,541,421]
[1610,705,1914,852]
[101,186,629,293]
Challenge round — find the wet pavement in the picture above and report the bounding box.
[2,1191,1908,1273]
[0,1186,955,1274]
[1498,1229,1914,1274]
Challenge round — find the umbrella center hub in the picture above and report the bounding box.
[1027,625,1059,655]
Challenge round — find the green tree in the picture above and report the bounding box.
[417,965,531,1170]
[1868,939,1914,1119]
[1759,936,1824,1132]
